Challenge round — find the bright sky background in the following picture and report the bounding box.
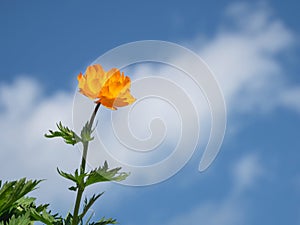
[0,1,300,225]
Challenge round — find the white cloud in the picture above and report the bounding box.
[279,87,300,113]
[199,2,296,114]
[232,154,264,193]
[0,77,78,213]
[82,1,299,184]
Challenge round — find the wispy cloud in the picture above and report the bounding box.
[279,87,300,113]
[0,77,77,213]
[165,154,264,225]
[82,1,298,184]
[200,2,296,114]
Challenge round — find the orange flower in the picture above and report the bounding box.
[77,64,135,110]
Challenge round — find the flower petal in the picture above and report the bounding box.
[78,64,135,109]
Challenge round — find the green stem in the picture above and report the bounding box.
[72,103,101,225]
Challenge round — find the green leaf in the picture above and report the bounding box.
[57,168,86,190]
[89,217,117,225]
[30,208,62,225]
[45,121,81,145]
[80,121,94,143]
[79,193,104,222]
[0,213,31,225]
[0,178,41,218]
[57,168,78,183]
[0,178,62,225]
[85,161,129,187]
[15,196,36,207]
[64,213,73,225]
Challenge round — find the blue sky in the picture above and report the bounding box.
[0,1,300,225]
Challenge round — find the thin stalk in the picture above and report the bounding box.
[72,103,101,225]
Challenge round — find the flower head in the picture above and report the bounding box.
[77,64,135,110]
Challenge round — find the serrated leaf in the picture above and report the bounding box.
[57,168,77,183]
[0,178,62,225]
[64,213,73,225]
[89,217,117,225]
[15,196,36,208]
[3,213,31,225]
[0,178,41,218]
[30,208,62,225]
[57,168,86,190]
[79,193,104,221]
[80,121,94,143]
[45,122,81,145]
[85,161,129,187]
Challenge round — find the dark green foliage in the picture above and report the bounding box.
[0,178,40,216]
[0,213,31,225]
[0,178,61,225]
